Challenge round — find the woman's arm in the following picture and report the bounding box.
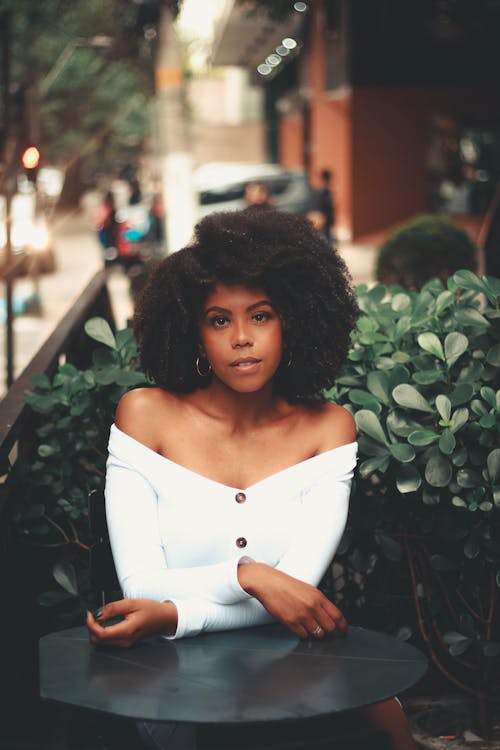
[105,455,252,606]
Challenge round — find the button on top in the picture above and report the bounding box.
[236,537,247,548]
[235,492,246,504]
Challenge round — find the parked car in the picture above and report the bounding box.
[0,192,56,276]
[193,162,314,218]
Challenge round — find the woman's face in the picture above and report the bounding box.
[198,284,283,394]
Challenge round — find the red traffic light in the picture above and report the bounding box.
[21,146,40,170]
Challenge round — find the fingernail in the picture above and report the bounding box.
[93,608,103,619]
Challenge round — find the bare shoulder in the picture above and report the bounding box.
[115,387,180,450]
[307,401,356,452]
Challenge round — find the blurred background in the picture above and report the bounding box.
[1,0,500,393]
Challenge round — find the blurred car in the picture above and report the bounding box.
[0,193,56,276]
[193,162,314,218]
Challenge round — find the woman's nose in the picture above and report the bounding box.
[232,321,253,348]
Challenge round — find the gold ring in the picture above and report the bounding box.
[312,625,323,637]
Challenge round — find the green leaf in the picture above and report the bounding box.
[418,332,445,361]
[84,317,117,349]
[386,411,421,437]
[412,369,445,385]
[397,626,413,641]
[480,386,496,409]
[480,414,496,428]
[430,555,460,572]
[435,290,454,315]
[31,373,51,389]
[425,451,453,487]
[92,347,116,367]
[457,468,481,488]
[114,370,147,387]
[354,409,389,446]
[464,536,480,559]
[452,270,489,295]
[449,640,472,656]
[38,444,57,458]
[455,308,490,328]
[389,443,416,462]
[366,371,390,405]
[359,455,391,478]
[378,533,403,561]
[487,449,500,484]
[435,394,451,422]
[53,560,78,597]
[452,496,467,508]
[391,293,411,312]
[486,343,500,367]
[439,429,456,455]
[392,384,434,413]
[444,332,468,367]
[450,408,469,434]
[396,464,421,493]
[483,642,500,657]
[408,430,439,446]
[449,383,473,407]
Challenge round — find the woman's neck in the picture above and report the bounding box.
[190,378,287,432]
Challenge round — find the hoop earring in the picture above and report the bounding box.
[195,356,212,377]
[286,352,293,368]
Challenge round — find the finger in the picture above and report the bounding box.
[86,610,106,636]
[92,599,136,623]
[323,602,348,634]
[305,621,327,639]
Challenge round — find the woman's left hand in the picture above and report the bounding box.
[86,598,178,648]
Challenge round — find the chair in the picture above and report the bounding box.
[88,488,119,608]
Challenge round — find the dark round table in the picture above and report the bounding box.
[40,623,426,727]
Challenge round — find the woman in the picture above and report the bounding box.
[86,208,416,749]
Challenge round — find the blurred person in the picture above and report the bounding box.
[316,169,335,242]
[96,190,119,264]
[243,181,273,209]
[129,178,142,206]
[306,208,329,243]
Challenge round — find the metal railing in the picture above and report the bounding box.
[0,270,115,745]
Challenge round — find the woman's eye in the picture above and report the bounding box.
[211,316,228,328]
[253,312,271,323]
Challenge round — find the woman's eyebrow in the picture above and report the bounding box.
[204,300,273,316]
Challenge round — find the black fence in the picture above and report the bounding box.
[0,271,115,747]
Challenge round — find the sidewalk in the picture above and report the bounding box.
[0,195,133,398]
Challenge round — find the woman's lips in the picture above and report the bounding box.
[230,358,262,373]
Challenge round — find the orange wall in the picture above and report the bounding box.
[306,0,354,239]
[310,97,353,240]
[279,114,305,168]
[351,87,429,239]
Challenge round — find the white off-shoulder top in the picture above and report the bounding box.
[105,424,358,639]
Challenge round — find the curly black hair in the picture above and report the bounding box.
[133,208,358,403]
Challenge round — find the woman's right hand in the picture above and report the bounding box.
[86,598,178,648]
[237,562,347,640]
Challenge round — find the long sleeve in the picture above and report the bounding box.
[274,458,353,584]
[105,451,252,606]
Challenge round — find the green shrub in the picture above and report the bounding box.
[8,318,148,628]
[7,271,500,710]
[326,269,500,706]
[376,214,478,290]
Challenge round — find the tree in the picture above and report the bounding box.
[1,0,182,207]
